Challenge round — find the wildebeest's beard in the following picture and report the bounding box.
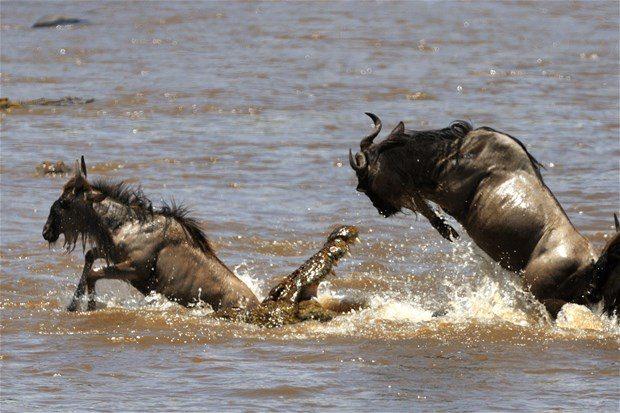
[354,165,402,217]
[43,197,99,254]
[42,156,115,257]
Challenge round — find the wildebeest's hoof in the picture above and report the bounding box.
[66,301,79,312]
[36,161,72,176]
[32,15,88,28]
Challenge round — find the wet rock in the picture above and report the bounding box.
[32,15,88,28]
[26,96,95,106]
[1,96,94,112]
[0,97,22,111]
[36,161,73,175]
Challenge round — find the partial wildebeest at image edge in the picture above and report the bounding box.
[349,113,619,318]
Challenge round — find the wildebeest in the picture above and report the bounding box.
[43,157,359,325]
[349,113,619,317]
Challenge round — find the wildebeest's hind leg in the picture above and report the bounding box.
[84,261,141,311]
[67,248,104,312]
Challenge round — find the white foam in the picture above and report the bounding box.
[233,261,267,301]
[556,303,619,334]
[72,243,619,339]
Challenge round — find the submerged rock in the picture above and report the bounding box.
[32,15,88,28]
[1,96,94,112]
[26,96,94,106]
[0,97,22,111]
[36,161,73,175]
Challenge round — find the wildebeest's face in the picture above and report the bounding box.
[349,113,407,217]
[42,156,106,246]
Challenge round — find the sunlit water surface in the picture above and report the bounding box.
[1,1,619,411]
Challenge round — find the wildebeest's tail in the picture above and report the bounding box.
[588,214,620,316]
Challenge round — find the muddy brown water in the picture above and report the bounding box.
[1,1,619,411]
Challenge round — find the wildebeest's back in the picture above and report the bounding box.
[451,129,594,272]
[112,214,259,309]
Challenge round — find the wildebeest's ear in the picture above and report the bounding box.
[390,121,405,137]
[86,190,106,203]
[80,156,87,178]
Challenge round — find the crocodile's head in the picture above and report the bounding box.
[326,225,359,245]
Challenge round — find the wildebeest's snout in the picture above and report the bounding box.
[42,219,59,242]
[42,203,61,242]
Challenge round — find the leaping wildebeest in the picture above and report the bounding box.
[349,113,619,317]
[42,157,359,326]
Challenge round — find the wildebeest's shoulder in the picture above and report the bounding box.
[463,127,543,179]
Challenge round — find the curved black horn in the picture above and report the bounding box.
[80,155,87,178]
[349,149,367,171]
[360,112,382,151]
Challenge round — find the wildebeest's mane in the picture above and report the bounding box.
[90,178,153,219]
[378,121,544,181]
[90,178,213,254]
[376,120,473,156]
[159,199,214,255]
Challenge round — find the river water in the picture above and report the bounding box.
[1,1,619,411]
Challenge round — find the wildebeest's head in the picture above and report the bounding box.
[349,113,472,217]
[42,156,106,249]
[348,113,403,217]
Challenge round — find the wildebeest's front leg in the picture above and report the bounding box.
[85,261,141,311]
[408,193,459,241]
[67,248,105,312]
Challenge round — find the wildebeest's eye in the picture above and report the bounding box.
[58,198,70,209]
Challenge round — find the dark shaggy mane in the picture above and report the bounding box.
[90,178,213,254]
[90,178,153,218]
[378,120,473,154]
[383,119,473,149]
[380,120,545,183]
[159,200,214,255]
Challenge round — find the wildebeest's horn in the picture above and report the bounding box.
[80,155,87,178]
[360,112,382,151]
[614,213,619,232]
[349,149,367,171]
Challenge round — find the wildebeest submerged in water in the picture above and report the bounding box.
[349,113,619,317]
[42,157,359,326]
